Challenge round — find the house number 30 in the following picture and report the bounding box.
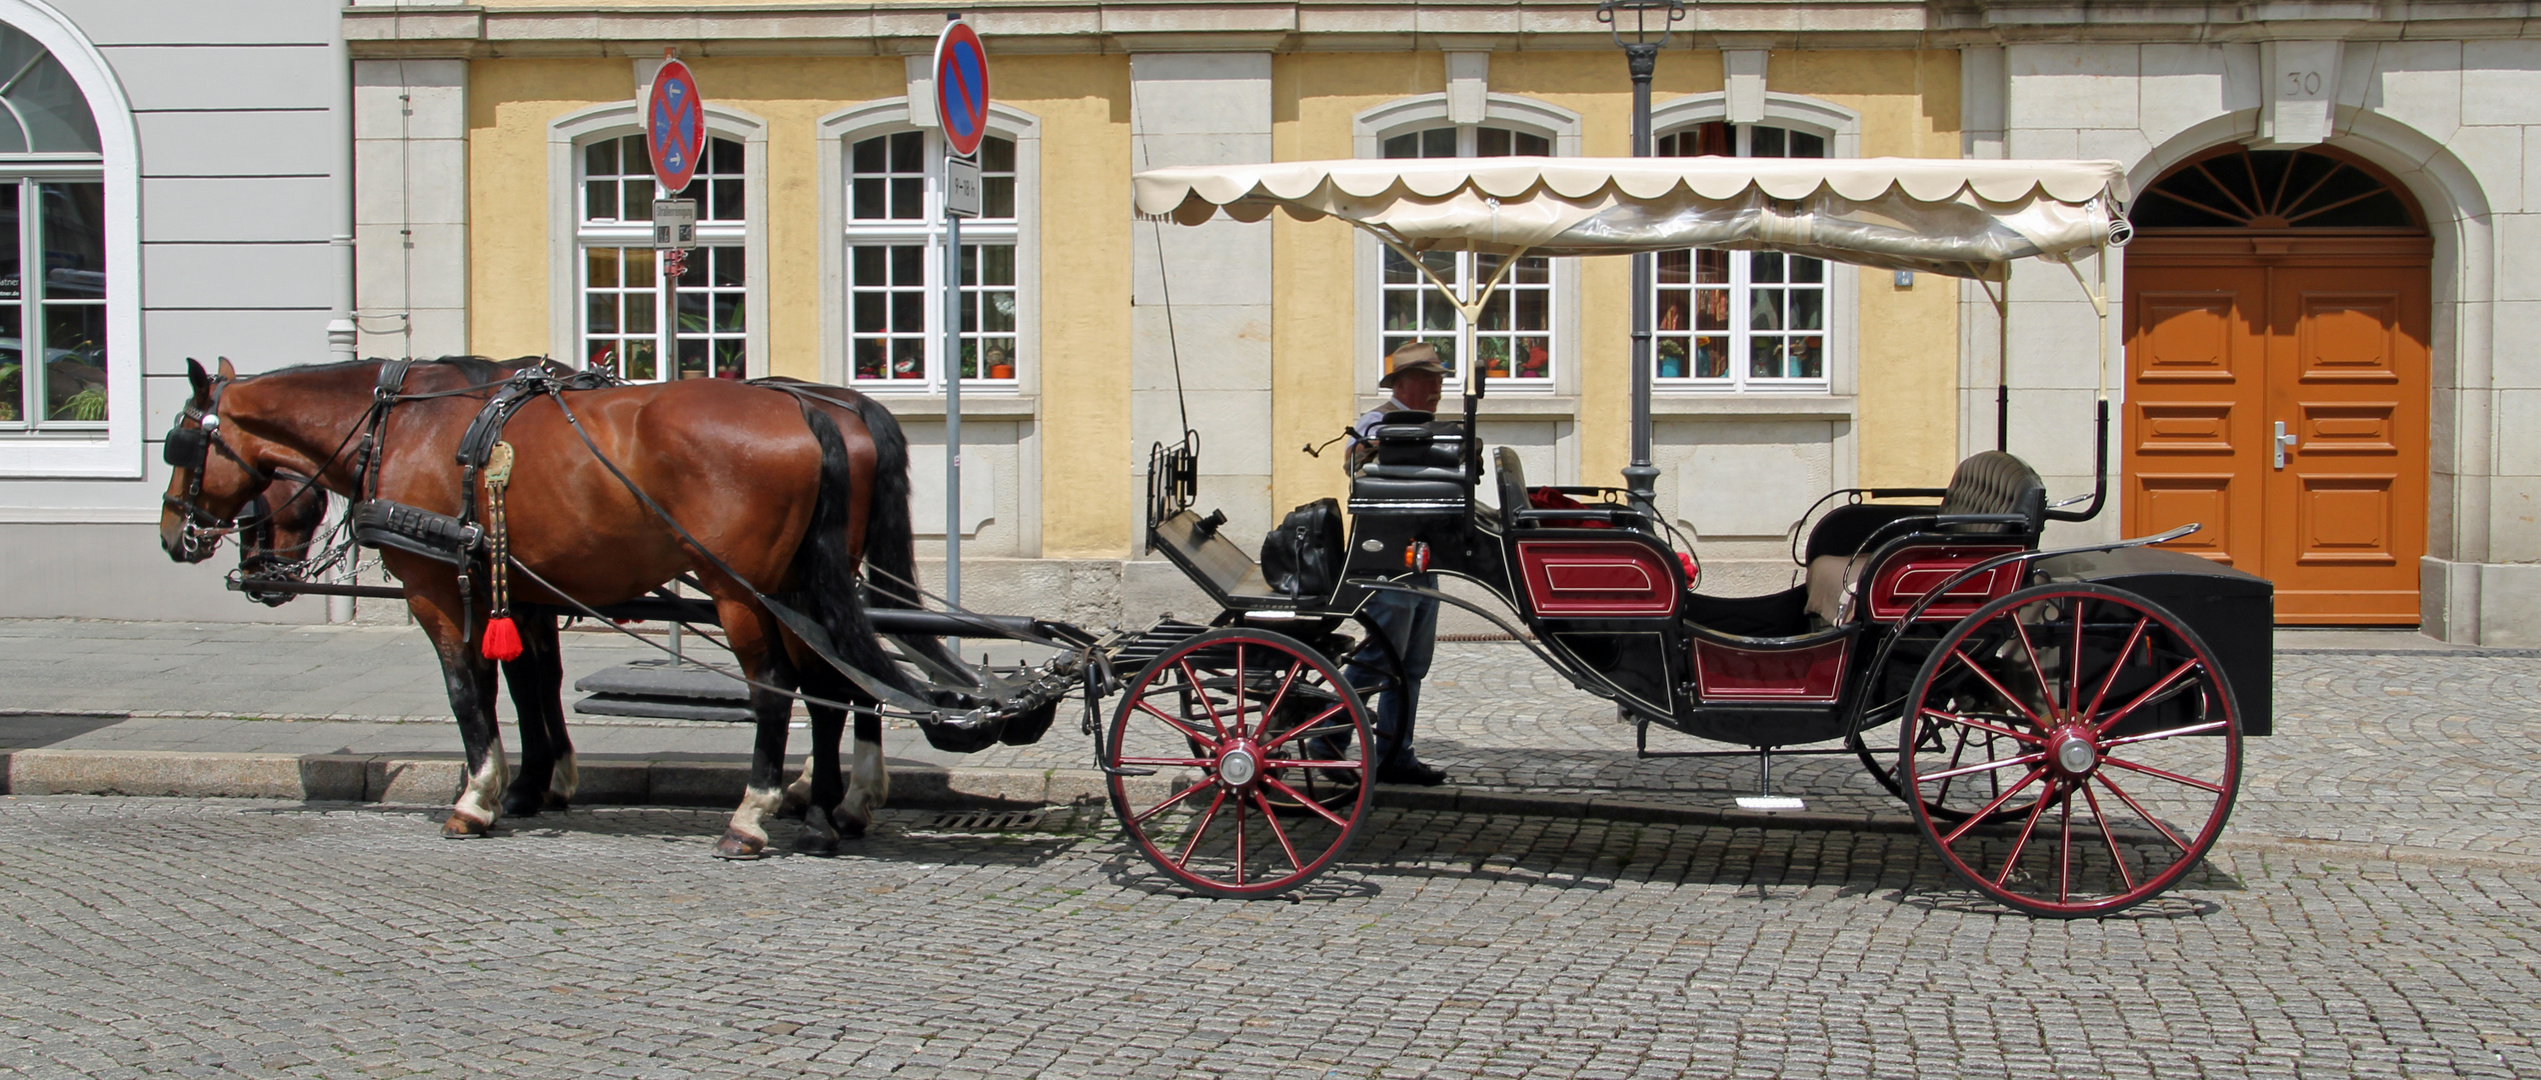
[2284,70,2324,96]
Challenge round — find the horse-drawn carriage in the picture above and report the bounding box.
[180,154,2268,919]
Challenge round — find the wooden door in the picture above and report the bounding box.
[2124,247,2429,623]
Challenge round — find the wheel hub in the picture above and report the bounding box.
[1217,743,1261,788]
[2047,727,2099,777]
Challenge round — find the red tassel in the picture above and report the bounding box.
[481,616,524,662]
[1677,552,1700,588]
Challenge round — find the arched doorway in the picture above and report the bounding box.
[2124,144,2431,624]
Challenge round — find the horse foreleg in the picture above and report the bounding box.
[840,707,888,838]
[440,641,508,838]
[501,610,573,817]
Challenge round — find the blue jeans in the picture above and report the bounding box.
[1341,574,1438,769]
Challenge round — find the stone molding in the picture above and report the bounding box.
[346,2,2541,58]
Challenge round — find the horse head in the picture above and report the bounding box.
[159,358,274,563]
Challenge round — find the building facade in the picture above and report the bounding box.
[5,0,2536,644]
[0,0,352,622]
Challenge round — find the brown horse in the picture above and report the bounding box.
[225,364,934,839]
[161,356,919,857]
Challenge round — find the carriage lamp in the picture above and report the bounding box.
[1599,0,1687,508]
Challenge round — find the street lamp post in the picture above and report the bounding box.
[1599,0,1685,510]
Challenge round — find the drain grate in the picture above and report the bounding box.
[920,808,1052,832]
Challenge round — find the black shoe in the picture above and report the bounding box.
[1375,759,1448,787]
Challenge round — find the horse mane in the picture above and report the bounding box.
[243,355,557,384]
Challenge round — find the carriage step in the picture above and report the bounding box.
[572,694,756,724]
[1106,619,1213,672]
[1735,796,1806,811]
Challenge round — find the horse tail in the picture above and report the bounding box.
[851,395,922,613]
[792,403,916,697]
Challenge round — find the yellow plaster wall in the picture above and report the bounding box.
[464,54,1135,556]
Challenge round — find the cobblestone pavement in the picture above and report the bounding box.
[0,796,2535,1079]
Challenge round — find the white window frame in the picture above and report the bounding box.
[0,1,138,478]
[1353,93,1582,400]
[546,102,769,376]
[1649,92,1861,400]
[818,99,1039,400]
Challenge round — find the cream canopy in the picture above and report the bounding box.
[1130,156,2131,281]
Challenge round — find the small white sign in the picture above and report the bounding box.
[651,197,697,250]
[944,155,982,219]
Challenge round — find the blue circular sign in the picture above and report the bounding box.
[933,22,990,158]
[647,60,705,194]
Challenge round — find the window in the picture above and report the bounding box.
[1652,122,1829,391]
[844,130,1018,390]
[1378,126,1554,386]
[0,21,105,431]
[577,133,748,381]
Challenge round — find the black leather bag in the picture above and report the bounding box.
[1260,498,1345,599]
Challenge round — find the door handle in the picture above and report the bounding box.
[2274,420,2298,469]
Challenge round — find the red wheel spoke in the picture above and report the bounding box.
[2095,774,2194,854]
[2008,611,2057,719]
[1991,780,2058,887]
[1232,645,1248,745]
[2081,616,2151,723]
[1262,702,1347,753]
[2067,596,2088,718]
[2081,782,2138,893]
[1130,777,1219,826]
[1133,698,1219,747]
[1250,789,1306,874]
[1948,648,2048,730]
[1116,756,1213,768]
[1940,766,2047,845]
[1231,795,1247,885]
[1174,787,1230,868]
[2090,657,2201,736]
[1921,708,2046,745]
[2056,790,2074,904]
[2101,720,2227,749]
[1261,774,1355,829]
[2100,754,2227,794]
[1265,758,1354,769]
[1254,658,1306,741]
[1917,750,2046,784]
[1935,721,1974,807]
[1177,659,1230,740]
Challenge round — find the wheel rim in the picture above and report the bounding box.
[1104,630,1374,897]
[1902,586,2241,917]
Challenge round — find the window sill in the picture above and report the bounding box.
[864,394,1039,420]
[1650,394,1854,420]
[1357,393,1577,419]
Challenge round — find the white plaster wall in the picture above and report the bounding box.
[0,0,349,621]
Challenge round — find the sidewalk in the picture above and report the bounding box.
[5,617,2538,861]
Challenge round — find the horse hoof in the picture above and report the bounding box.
[837,813,869,840]
[712,831,766,860]
[441,813,494,839]
[500,791,543,819]
[794,830,840,857]
[774,800,808,822]
[542,793,572,812]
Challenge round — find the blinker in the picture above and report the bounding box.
[163,426,209,468]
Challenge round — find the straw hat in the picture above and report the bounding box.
[1379,341,1448,387]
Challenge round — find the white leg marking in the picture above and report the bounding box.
[782,764,813,809]
[451,731,510,827]
[552,750,579,801]
[841,738,889,827]
[726,784,786,845]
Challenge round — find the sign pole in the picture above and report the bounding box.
[933,13,989,639]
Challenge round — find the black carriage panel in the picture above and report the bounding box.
[2032,546,2275,736]
[1800,451,2049,628]
[1150,509,1299,611]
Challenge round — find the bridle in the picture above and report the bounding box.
[161,374,276,559]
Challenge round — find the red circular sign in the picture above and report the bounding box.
[933,22,990,158]
[647,59,706,194]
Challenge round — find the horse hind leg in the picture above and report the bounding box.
[499,611,574,817]
[714,607,796,860]
[839,703,889,839]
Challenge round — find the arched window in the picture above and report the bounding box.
[2133,146,2419,230]
[1652,122,1829,391]
[577,133,748,381]
[0,19,105,430]
[841,130,1020,389]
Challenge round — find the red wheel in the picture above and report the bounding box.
[1901,584,2241,918]
[1103,628,1375,898]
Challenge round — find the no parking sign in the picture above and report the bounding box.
[933,20,989,158]
[646,58,705,194]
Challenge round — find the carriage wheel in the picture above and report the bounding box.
[1846,627,2042,825]
[1103,628,1375,898]
[1901,583,2241,918]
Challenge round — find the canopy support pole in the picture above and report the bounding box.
[2042,244,2113,524]
[1977,276,2008,452]
[1622,41,1661,508]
